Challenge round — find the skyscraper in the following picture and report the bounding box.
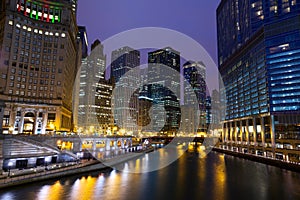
[73,26,87,133]
[0,0,79,134]
[78,40,113,135]
[148,47,181,135]
[183,61,206,133]
[110,46,140,134]
[77,26,88,59]
[217,0,300,162]
[111,46,140,83]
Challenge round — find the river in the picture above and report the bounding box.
[1,146,300,200]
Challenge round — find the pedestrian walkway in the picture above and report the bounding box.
[0,146,152,189]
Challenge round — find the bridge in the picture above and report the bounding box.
[142,136,207,145]
[0,134,219,172]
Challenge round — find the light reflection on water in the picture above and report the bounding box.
[0,147,300,200]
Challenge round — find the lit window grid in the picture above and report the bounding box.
[2,13,74,108]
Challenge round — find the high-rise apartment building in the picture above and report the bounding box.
[0,0,79,134]
[78,40,113,135]
[110,46,140,134]
[217,0,300,162]
[148,47,181,135]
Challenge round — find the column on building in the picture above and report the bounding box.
[222,123,226,143]
[55,108,61,132]
[41,111,48,134]
[19,109,25,134]
[240,120,243,145]
[234,121,237,144]
[121,140,125,149]
[34,111,40,135]
[106,139,111,151]
[260,116,265,148]
[92,140,96,151]
[253,117,257,146]
[270,115,276,156]
[229,122,232,143]
[245,119,249,148]
[9,106,16,132]
[114,140,118,149]
[226,123,229,143]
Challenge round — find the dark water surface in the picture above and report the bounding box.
[1,150,300,200]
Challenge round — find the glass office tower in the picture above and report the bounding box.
[183,61,206,133]
[217,0,300,162]
[148,47,181,135]
[110,46,140,134]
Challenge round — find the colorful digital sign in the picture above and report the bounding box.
[17,0,61,23]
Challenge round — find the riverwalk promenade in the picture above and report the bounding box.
[0,148,152,189]
[213,147,300,172]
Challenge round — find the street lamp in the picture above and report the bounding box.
[8,161,13,177]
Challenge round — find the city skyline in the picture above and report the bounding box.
[0,0,300,199]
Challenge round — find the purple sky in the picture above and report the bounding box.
[77,0,221,63]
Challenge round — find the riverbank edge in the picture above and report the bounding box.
[0,149,152,190]
[212,147,300,173]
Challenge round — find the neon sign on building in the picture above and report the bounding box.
[16,0,61,23]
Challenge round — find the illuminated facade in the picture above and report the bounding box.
[183,61,206,133]
[217,0,300,162]
[72,26,87,133]
[111,46,140,134]
[78,40,113,135]
[0,0,79,134]
[148,47,181,135]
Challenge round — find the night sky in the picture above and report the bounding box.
[77,0,222,92]
[77,0,221,63]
